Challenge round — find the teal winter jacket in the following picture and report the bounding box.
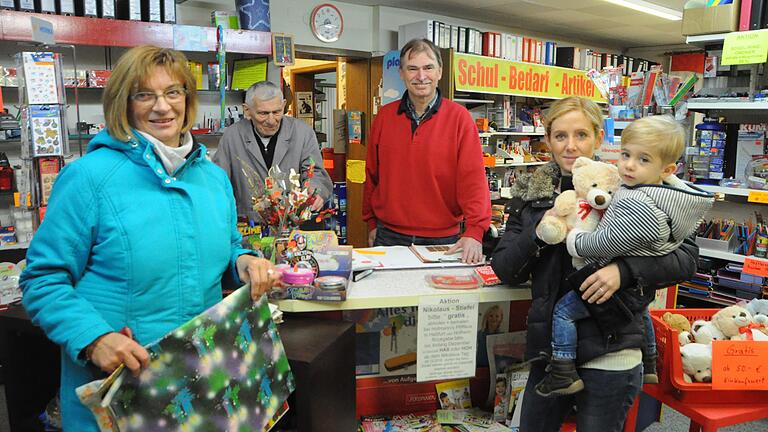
[20,129,252,431]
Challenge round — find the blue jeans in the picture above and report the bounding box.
[551,290,590,360]
[520,361,643,432]
[552,292,657,360]
[374,224,459,246]
[643,308,657,356]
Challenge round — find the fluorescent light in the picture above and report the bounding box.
[603,0,683,21]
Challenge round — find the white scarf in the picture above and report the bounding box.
[138,131,193,175]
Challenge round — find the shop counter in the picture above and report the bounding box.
[274,267,532,312]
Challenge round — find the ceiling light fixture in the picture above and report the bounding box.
[603,0,683,21]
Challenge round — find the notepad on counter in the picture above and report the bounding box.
[409,244,462,263]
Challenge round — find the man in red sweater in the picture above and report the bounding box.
[363,38,491,263]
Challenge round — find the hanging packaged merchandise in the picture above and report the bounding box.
[0,152,13,192]
[29,105,64,157]
[36,157,64,207]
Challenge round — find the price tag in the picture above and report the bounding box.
[747,190,768,204]
[722,29,768,66]
[743,257,768,277]
[712,341,768,390]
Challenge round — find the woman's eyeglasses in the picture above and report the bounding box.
[131,87,187,105]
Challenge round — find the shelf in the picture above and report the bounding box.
[0,134,96,144]
[687,100,768,111]
[0,241,29,251]
[677,291,734,307]
[613,121,633,130]
[0,11,271,55]
[696,184,768,198]
[685,33,728,48]
[699,248,768,265]
[686,100,768,122]
[479,131,545,137]
[490,161,547,168]
[699,248,747,263]
[454,98,494,104]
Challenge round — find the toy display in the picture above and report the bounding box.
[711,305,753,340]
[680,342,713,383]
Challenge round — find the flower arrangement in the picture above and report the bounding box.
[246,160,335,236]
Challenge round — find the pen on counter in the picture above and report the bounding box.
[353,269,374,282]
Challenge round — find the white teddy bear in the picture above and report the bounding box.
[745,298,768,327]
[680,343,712,383]
[690,319,725,345]
[712,305,753,341]
[535,157,621,267]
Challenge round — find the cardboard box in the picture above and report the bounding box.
[682,3,740,36]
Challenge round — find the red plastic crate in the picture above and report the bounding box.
[650,308,768,403]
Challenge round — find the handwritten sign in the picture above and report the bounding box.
[416,294,479,382]
[748,190,768,204]
[712,340,768,390]
[743,257,768,277]
[453,53,605,102]
[722,29,768,66]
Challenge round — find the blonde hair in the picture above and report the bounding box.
[482,305,503,333]
[543,96,603,140]
[103,46,198,142]
[621,115,685,165]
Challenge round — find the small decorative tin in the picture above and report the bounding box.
[315,276,347,291]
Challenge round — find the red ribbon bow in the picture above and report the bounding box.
[739,323,766,340]
[577,200,604,221]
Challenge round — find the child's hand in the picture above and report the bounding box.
[579,263,620,304]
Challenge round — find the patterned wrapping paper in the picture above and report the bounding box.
[77,287,295,432]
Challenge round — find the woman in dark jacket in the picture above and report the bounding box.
[491,97,698,432]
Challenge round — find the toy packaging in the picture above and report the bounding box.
[268,230,352,302]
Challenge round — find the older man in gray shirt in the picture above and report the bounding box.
[213,81,333,222]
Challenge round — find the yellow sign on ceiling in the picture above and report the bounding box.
[453,53,606,103]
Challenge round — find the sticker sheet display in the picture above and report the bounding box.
[77,288,295,432]
[22,52,60,104]
[30,105,63,156]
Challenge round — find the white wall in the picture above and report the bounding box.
[267,1,617,56]
[269,0,374,53]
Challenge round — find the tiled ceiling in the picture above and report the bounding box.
[346,0,688,49]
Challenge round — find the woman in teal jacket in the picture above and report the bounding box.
[19,46,280,431]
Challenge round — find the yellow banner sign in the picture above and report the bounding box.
[722,29,768,66]
[453,53,605,102]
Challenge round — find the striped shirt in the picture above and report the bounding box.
[567,176,713,266]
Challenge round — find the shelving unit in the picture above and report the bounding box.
[454,98,494,104]
[0,241,29,251]
[0,11,271,55]
[696,184,756,197]
[687,100,768,123]
[479,131,545,138]
[685,33,728,48]
[493,161,547,168]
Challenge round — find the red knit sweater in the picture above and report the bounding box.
[362,97,491,241]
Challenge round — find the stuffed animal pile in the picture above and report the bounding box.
[662,301,768,384]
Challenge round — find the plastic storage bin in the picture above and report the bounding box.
[649,308,767,404]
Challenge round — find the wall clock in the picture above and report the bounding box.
[310,3,343,43]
